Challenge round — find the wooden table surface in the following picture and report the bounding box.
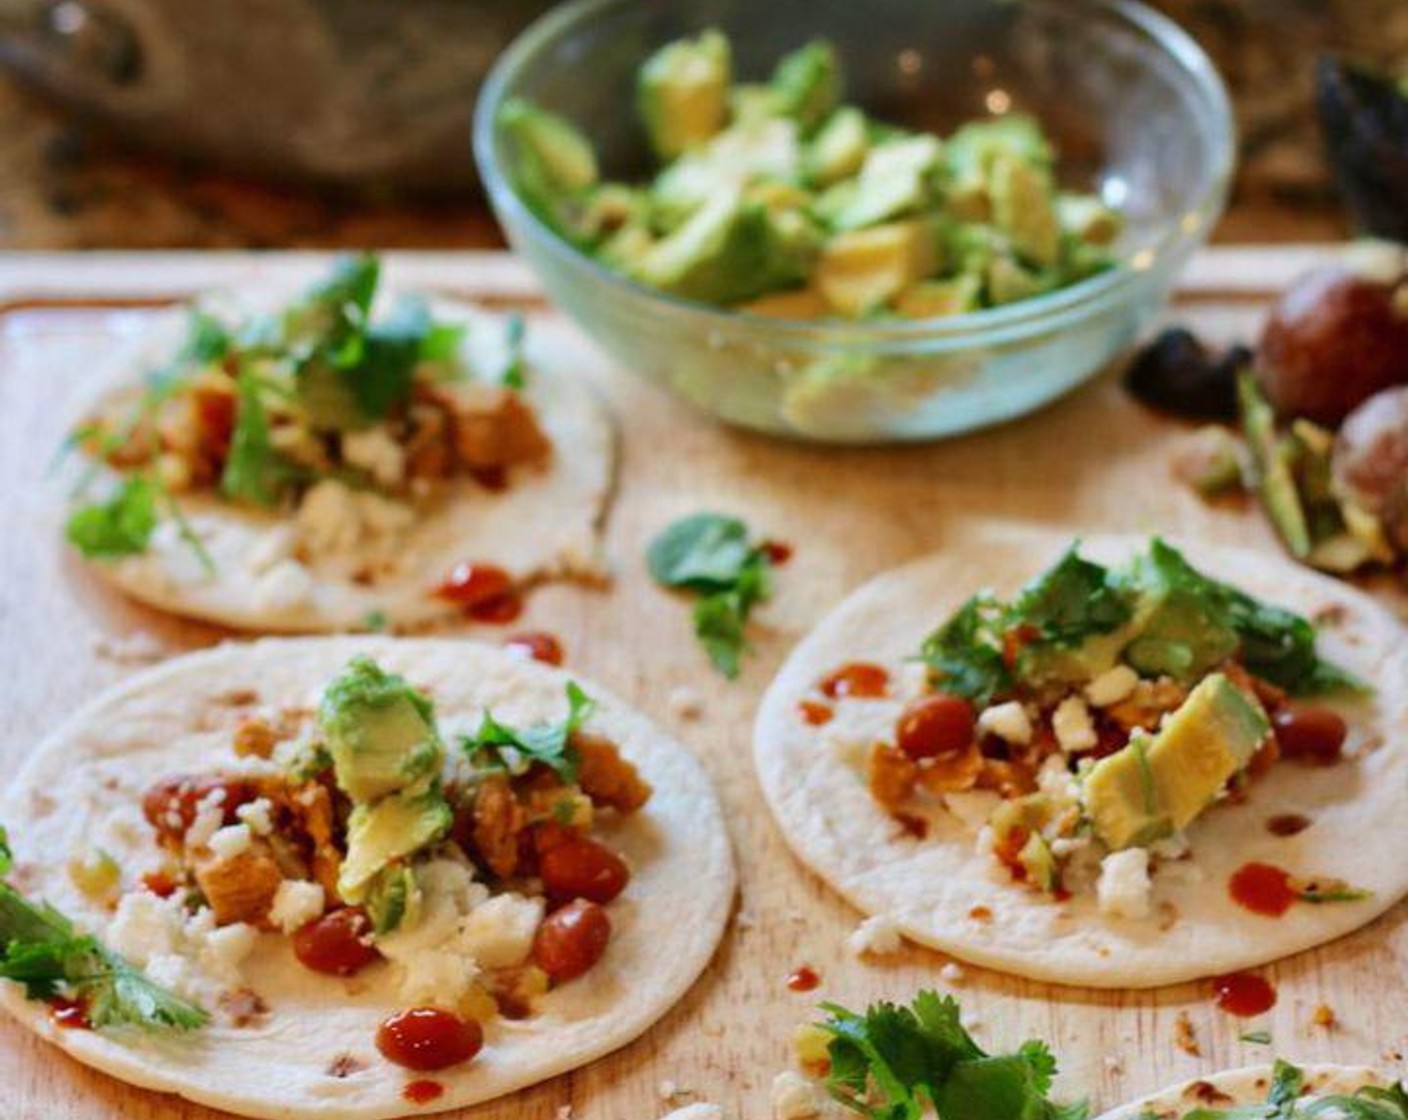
[0,248,1404,1120]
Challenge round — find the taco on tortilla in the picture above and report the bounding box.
[1098,1061,1404,1120]
[756,530,1408,987]
[60,255,614,632]
[0,637,733,1118]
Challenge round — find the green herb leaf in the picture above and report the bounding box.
[648,513,776,678]
[221,374,293,508]
[461,682,595,782]
[1238,1030,1272,1045]
[65,477,159,558]
[0,825,10,876]
[918,593,1013,706]
[501,313,528,389]
[353,296,435,418]
[1298,885,1373,904]
[0,856,207,1032]
[817,991,1085,1120]
[1011,545,1132,648]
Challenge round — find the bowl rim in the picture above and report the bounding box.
[473,0,1235,342]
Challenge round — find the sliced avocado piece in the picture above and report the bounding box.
[338,790,452,904]
[296,358,371,432]
[728,82,783,126]
[319,657,443,803]
[986,255,1054,306]
[1119,559,1242,682]
[815,218,939,316]
[741,288,831,319]
[990,152,1060,268]
[945,176,992,222]
[629,188,818,305]
[1057,192,1123,247]
[946,113,1053,182]
[744,178,813,212]
[769,40,841,133]
[1238,371,1312,558]
[804,106,869,188]
[651,116,801,229]
[828,135,943,231]
[637,29,732,161]
[1019,627,1130,691]
[1179,425,1247,498]
[363,864,423,935]
[1018,831,1059,893]
[498,99,599,235]
[894,275,982,319]
[1083,674,1269,850]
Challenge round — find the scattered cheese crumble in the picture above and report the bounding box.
[236,798,276,836]
[939,962,966,984]
[846,914,903,958]
[1085,665,1139,708]
[977,701,1031,746]
[1052,695,1097,754]
[207,823,253,860]
[772,1070,824,1119]
[1096,848,1152,920]
[269,879,326,934]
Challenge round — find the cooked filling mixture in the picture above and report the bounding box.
[0,657,651,1075]
[65,255,548,575]
[770,990,1085,1120]
[1144,1060,1408,1120]
[500,32,1120,318]
[804,540,1373,918]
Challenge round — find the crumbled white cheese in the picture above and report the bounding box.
[107,891,183,963]
[246,524,297,576]
[107,890,253,1003]
[207,823,253,860]
[666,686,704,722]
[772,1070,824,1119]
[847,914,903,958]
[355,491,415,538]
[1052,695,1097,754]
[376,859,492,1009]
[200,922,259,980]
[269,879,326,934]
[236,798,275,836]
[253,559,315,611]
[1085,665,1139,708]
[1036,755,1080,806]
[1096,848,1152,920]
[977,701,1031,746]
[90,630,164,664]
[661,1106,725,1120]
[458,893,544,969]
[342,427,406,489]
[940,962,966,984]
[943,789,1001,831]
[186,791,227,850]
[298,480,363,554]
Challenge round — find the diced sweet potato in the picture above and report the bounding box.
[430,383,551,472]
[469,776,529,880]
[195,847,283,926]
[573,733,653,814]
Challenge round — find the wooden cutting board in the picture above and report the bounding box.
[0,248,1404,1120]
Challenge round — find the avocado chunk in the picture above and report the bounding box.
[651,116,801,229]
[769,40,841,133]
[827,135,943,231]
[989,152,1060,268]
[363,864,422,935]
[805,106,870,188]
[946,114,1053,182]
[815,218,938,316]
[339,790,452,903]
[1083,673,1269,850]
[895,275,981,319]
[742,288,832,320]
[1239,371,1312,558]
[638,29,731,161]
[628,188,818,305]
[498,99,599,233]
[986,255,1053,306]
[319,657,443,803]
[1057,193,1122,247]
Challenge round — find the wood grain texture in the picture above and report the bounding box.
[0,249,1404,1120]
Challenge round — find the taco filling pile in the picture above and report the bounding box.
[1,655,651,1074]
[798,539,1371,920]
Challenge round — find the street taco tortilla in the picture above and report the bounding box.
[755,529,1408,987]
[1098,1062,1402,1119]
[0,637,734,1119]
[60,256,614,632]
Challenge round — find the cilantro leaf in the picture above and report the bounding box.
[354,296,436,418]
[1011,546,1132,648]
[918,593,1012,706]
[0,825,9,875]
[179,309,231,366]
[0,849,206,1032]
[817,991,1085,1120]
[65,476,159,558]
[501,313,527,390]
[1305,1083,1408,1120]
[221,374,294,508]
[461,682,595,782]
[648,513,777,679]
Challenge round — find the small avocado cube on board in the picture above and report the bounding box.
[638,29,732,160]
[319,657,444,804]
[815,219,938,316]
[1083,673,1270,849]
[339,791,452,902]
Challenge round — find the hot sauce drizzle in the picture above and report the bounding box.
[1228,861,1297,917]
[761,540,794,566]
[505,631,564,665]
[402,1080,445,1105]
[1266,813,1312,837]
[1213,972,1277,1017]
[49,997,91,1030]
[818,663,890,701]
[433,563,523,624]
[798,700,834,726]
[786,966,821,992]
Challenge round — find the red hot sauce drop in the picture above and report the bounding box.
[433,563,523,624]
[818,663,890,701]
[1213,972,1278,1017]
[798,700,834,727]
[402,1079,445,1105]
[787,966,821,992]
[1228,861,1297,917]
[50,997,91,1030]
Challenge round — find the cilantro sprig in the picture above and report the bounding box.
[1181,1060,1408,1120]
[460,682,595,783]
[65,475,215,574]
[647,512,777,679]
[0,824,207,1032]
[817,990,1087,1120]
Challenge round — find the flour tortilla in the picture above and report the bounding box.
[65,288,615,632]
[0,637,735,1120]
[755,529,1408,988]
[1097,1064,1390,1119]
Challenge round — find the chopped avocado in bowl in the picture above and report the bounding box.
[475,0,1233,441]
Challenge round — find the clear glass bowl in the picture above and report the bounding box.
[474,0,1234,443]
